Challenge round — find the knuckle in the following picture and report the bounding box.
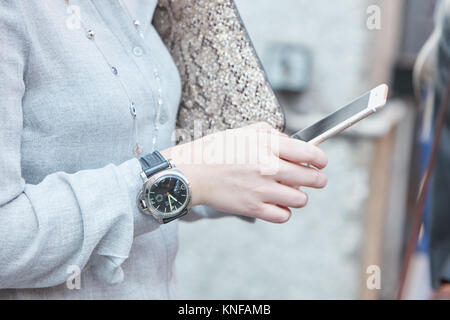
[310,146,322,162]
[305,146,327,168]
[310,169,321,185]
[257,157,280,176]
[246,199,263,216]
[252,184,267,199]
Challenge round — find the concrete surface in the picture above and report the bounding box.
[176,137,373,299]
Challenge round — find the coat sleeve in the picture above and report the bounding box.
[184,205,256,223]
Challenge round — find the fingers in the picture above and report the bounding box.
[275,159,328,188]
[276,136,328,169]
[257,203,292,224]
[247,183,307,223]
[260,181,309,209]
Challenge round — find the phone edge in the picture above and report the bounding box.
[300,84,389,145]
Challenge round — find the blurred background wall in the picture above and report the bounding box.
[175,0,437,299]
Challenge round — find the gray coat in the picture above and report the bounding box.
[0,0,239,299]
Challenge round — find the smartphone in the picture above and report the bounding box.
[291,84,389,145]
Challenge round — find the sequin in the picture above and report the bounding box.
[153,0,285,141]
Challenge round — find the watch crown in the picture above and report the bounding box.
[140,171,148,182]
[140,199,148,210]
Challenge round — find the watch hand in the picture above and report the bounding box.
[167,193,183,204]
[166,193,174,211]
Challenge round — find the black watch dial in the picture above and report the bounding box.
[148,175,189,215]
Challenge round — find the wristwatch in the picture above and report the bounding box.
[137,151,191,224]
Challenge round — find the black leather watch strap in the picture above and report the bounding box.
[162,208,189,224]
[139,151,170,178]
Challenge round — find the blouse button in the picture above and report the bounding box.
[133,46,144,57]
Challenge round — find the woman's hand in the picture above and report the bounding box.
[161,122,328,223]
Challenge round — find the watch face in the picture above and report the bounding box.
[148,175,189,215]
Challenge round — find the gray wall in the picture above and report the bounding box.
[176,0,390,299]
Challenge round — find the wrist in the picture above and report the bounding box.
[161,146,206,207]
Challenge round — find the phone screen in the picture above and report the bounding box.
[291,92,370,142]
